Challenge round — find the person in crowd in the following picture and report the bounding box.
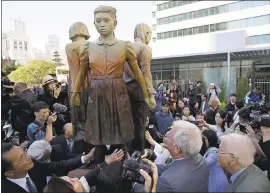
[189,100,199,118]
[37,75,60,111]
[207,83,221,104]
[224,93,237,126]
[218,133,270,192]
[199,93,209,115]
[154,84,167,111]
[231,100,245,125]
[196,113,208,131]
[201,110,227,143]
[154,100,174,136]
[27,101,57,144]
[224,93,237,114]
[200,130,229,192]
[145,130,170,164]
[261,115,270,181]
[186,83,197,103]
[135,120,209,192]
[195,80,203,108]
[168,98,176,114]
[50,123,78,161]
[205,100,220,125]
[168,78,178,103]
[245,87,265,105]
[173,99,186,117]
[4,82,37,143]
[1,142,96,192]
[182,106,196,122]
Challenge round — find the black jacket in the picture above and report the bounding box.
[2,156,83,193]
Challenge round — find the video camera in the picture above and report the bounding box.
[248,103,269,129]
[121,151,152,184]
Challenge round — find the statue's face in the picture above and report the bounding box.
[145,31,152,45]
[94,12,116,36]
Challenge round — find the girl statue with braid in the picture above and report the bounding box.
[70,5,155,163]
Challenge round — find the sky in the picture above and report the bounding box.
[2,1,153,51]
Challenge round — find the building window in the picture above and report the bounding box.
[19,41,22,49]
[152,37,156,42]
[248,34,270,45]
[157,15,270,39]
[152,24,156,31]
[156,1,270,26]
[24,41,28,51]
[152,12,156,18]
[14,40,17,49]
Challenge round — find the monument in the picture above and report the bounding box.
[70,5,154,163]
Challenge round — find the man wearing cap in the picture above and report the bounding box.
[65,22,90,134]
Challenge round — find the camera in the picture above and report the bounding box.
[261,115,270,127]
[121,151,152,184]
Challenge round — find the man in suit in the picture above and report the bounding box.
[50,123,79,161]
[1,142,95,193]
[218,133,270,192]
[6,82,37,143]
[199,93,209,115]
[134,120,209,192]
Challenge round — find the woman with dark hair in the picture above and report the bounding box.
[201,130,229,192]
[201,110,227,143]
[173,99,186,116]
[189,100,199,118]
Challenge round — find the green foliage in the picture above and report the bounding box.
[8,60,57,85]
[236,76,250,101]
[57,69,69,75]
[219,101,227,110]
[218,81,227,104]
[1,60,19,75]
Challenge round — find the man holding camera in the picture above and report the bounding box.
[134,120,209,192]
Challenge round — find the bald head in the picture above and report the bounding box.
[220,133,255,167]
[63,123,73,139]
[14,82,27,94]
[170,121,202,159]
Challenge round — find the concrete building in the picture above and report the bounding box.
[45,35,60,58]
[2,19,33,65]
[151,1,270,102]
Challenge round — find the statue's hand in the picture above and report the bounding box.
[149,94,157,110]
[70,92,80,106]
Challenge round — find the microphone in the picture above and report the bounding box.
[53,103,67,114]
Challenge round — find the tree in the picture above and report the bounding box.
[1,59,20,75]
[8,60,57,85]
[236,76,250,101]
[218,81,227,103]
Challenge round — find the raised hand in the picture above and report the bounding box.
[105,149,124,164]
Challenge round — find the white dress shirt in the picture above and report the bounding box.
[7,174,30,192]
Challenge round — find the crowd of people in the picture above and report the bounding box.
[1,74,270,192]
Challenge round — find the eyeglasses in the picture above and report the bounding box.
[217,149,235,156]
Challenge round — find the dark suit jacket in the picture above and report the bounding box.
[226,164,270,192]
[2,156,83,193]
[199,100,209,114]
[50,135,79,161]
[262,140,270,181]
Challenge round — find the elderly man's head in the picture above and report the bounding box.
[163,120,202,159]
[13,82,27,94]
[217,133,255,174]
[64,123,73,139]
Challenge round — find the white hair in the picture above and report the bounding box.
[172,121,202,159]
[221,133,254,167]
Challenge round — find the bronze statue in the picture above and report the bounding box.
[123,23,156,153]
[70,5,154,163]
[65,22,90,134]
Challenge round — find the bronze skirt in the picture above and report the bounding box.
[85,76,134,145]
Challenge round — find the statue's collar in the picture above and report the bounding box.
[96,38,118,46]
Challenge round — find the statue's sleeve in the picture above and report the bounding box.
[79,42,90,69]
[125,41,149,99]
[140,45,155,95]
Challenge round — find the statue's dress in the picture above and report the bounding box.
[80,38,137,145]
